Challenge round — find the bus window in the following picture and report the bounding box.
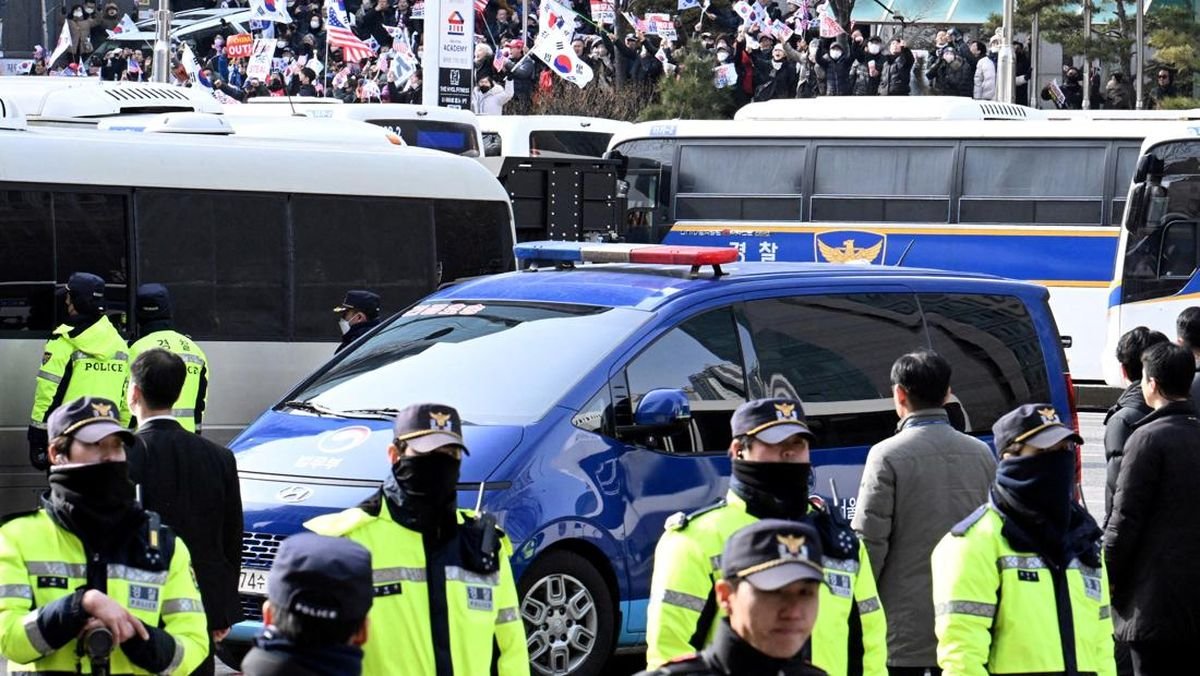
[812,144,953,222]
[0,189,126,334]
[137,190,288,340]
[1159,221,1199,278]
[1119,141,1200,304]
[433,200,515,283]
[959,145,1106,224]
[292,195,437,341]
[529,130,612,158]
[369,119,480,156]
[676,145,804,221]
[610,138,677,236]
[1111,144,1141,224]
[483,132,502,156]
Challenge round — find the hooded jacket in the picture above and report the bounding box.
[1101,381,1150,521]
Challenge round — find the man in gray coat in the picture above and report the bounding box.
[852,350,996,676]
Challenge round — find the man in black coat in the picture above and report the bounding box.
[1174,306,1200,412]
[127,348,243,676]
[333,289,383,354]
[1103,326,1169,522]
[1105,342,1200,675]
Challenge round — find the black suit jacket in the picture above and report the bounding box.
[129,419,243,630]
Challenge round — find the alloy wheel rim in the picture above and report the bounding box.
[522,572,599,675]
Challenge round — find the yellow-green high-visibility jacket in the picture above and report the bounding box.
[931,504,1115,676]
[31,316,131,431]
[306,500,530,676]
[646,491,888,676]
[0,508,209,674]
[128,330,209,433]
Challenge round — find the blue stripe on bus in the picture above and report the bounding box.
[664,228,1118,284]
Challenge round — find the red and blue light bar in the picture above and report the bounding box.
[514,241,740,267]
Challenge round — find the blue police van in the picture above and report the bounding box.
[226,242,1075,675]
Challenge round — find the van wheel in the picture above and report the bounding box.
[519,550,616,676]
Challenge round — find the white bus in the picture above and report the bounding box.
[1106,126,1200,384]
[606,110,1195,383]
[227,100,485,157]
[0,102,514,514]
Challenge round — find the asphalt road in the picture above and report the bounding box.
[4,413,1110,676]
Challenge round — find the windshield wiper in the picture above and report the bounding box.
[282,400,345,417]
[341,408,400,420]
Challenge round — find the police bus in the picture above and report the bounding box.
[1106,127,1200,385]
[0,100,514,515]
[478,115,632,173]
[607,103,1200,384]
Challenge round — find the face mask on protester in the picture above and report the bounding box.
[74,10,84,18]
[868,43,881,54]
[717,50,730,62]
[829,48,843,59]
[943,51,956,63]
[311,19,321,29]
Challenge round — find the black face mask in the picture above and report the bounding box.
[268,81,284,91]
[730,460,810,520]
[47,461,140,552]
[383,452,461,537]
[992,450,1075,562]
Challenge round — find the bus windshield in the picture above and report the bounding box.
[287,302,648,425]
[1120,140,1200,303]
[367,119,480,156]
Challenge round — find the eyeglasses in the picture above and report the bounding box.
[1158,75,1170,79]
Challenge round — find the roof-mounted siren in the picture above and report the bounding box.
[734,96,1047,122]
[0,96,28,131]
[513,241,740,278]
[37,82,223,118]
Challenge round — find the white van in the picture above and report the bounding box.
[226,100,484,157]
[479,115,631,173]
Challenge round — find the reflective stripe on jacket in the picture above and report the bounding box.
[646,491,887,676]
[305,506,529,676]
[931,505,1115,676]
[0,510,208,674]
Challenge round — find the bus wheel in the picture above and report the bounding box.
[519,550,616,676]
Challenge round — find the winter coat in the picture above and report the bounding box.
[1104,400,1200,642]
[1102,382,1152,522]
[973,54,996,100]
[472,77,514,115]
[67,12,99,55]
[880,47,913,95]
[1041,80,1084,109]
[753,59,799,101]
[851,52,884,96]
[821,51,853,96]
[1105,81,1133,109]
[927,57,972,97]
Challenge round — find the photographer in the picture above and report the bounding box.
[0,397,209,675]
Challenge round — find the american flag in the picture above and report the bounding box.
[326,0,374,63]
[475,0,489,15]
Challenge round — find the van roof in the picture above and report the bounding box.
[432,262,1044,312]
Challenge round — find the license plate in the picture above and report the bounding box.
[238,568,270,595]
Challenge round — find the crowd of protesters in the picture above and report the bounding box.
[22,0,1184,115]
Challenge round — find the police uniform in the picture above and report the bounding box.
[127,284,209,433]
[647,399,887,676]
[637,520,829,676]
[931,405,1115,676]
[28,273,130,470]
[0,397,208,675]
[305,404,528,676]
[241,534,374,676]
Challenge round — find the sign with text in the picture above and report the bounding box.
[429,0,475,108]
[225,33,254,59]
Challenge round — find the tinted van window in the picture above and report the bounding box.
[921,293,1053,433]
[743,293,924,447]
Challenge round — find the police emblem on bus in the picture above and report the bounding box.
[774,402,797,420]
[277,486,313,503]
[814,231,886,265]
[317,425,373,454]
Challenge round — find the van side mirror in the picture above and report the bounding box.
[619,389,691,436]
[1133,152,1163,184]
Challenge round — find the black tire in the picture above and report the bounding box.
[517,550,617,676]
[215,641,250,671]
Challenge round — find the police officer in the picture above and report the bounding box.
[647,398,887,676]
[305,403,529,676]
[333,290,382,353]
[242,533,373,676]
[636,520,829,676]
[0,396,209,674]
[932,404,1114,675]
[28,272,130,471]
[128,284,209,433]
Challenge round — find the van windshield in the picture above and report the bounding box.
[288,302,648,425]
[366,119,480,156]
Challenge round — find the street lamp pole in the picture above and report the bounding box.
[1135,0,1144,108]
[152,0,171,83]
[1082,0,1092,109]
[997,0,1015,103]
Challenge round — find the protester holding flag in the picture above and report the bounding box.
[65,3,99,63]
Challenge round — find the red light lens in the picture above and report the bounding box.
[627,246,740,266]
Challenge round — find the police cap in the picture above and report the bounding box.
[730,398,815,444]
[268,533,374,624]
[66,272,106,313]
[333,290,381,319]
[47,396,135,445]
[721,519,826,591]
[392,403,469,455]
[992,404,1083,454]
[136,283,172,321]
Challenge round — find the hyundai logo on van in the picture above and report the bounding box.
[277,486,313,503]
[317,426,373,454]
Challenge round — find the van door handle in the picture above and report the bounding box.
[1061,336,1074,349]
